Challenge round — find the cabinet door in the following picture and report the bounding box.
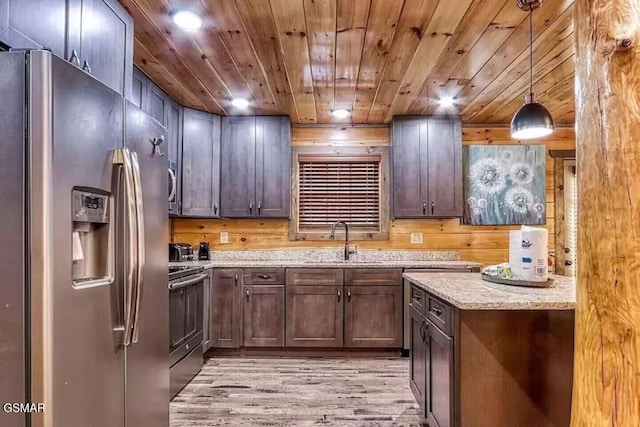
[243,285,284,347]
[220,116,256,218]
[181,108,221,217]
[2,0,67,57]
[410,307,427,417]
[131,67,147,109]
[392,118,428,218]
[70,0,133,95]
[426,319,454,427]
[344,285,403,348]
[255,116,291,218]
[285,285,343,347]
[147,81,168,126]
[427,117,462,217]
[211,269,242,348]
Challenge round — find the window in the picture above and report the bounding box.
[290,147,389,241]
[564,161,577,277]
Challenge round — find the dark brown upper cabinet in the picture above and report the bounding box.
[130,67,182,215]
[391,116,462,218]
[0,0,133,97]
[221,116,291,219]
[0,0,67,58]
[131,67,146,110]
[181,108,221,218]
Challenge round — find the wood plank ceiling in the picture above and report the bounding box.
[119,0,575,125]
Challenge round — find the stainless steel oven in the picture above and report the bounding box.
[169,266,206,398]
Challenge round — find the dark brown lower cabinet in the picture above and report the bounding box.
[410,307,427,415]
[243,285,285,347]
[344,285,403,348]
[211,269,242,348]
[426,317,453,427]
[285,285,343,347]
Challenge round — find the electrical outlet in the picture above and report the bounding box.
[410,232,423,244]
[220,232,229,244]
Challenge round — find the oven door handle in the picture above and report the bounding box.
[168,273,208,291]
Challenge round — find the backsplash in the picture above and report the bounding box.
[210,249,461,262]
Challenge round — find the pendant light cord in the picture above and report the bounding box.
[529,7,533,97]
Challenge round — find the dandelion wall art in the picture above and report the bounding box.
[462,145,546,225]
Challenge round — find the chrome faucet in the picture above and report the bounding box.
[330,221,356,261]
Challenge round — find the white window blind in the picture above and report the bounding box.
[564,163,578,277]
[298,154,381,229]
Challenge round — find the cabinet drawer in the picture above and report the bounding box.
[410,284,427,314]
[427,295,453,336]
[286,269,343,286]
[244,268,285,285]
[345,269,402,286]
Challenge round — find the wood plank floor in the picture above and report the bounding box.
[170,357,422,426]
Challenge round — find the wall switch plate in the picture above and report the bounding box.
[220,232,229,244]
[411,232,423,244]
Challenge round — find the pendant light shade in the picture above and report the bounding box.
[510,93,554,139]
[510,0,554,139]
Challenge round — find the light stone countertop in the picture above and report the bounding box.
[169,249,481,270]
[169,260,482,270]
[403,272,576,310]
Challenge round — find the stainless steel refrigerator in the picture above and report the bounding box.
[0,50,169,427]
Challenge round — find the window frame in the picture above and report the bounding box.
[289,146,390,241]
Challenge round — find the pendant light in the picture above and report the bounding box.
[510,0,554,139]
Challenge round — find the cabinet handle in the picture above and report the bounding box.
[431,306,443,316]
[412,291,421,302]
[213,203,218,215]
[347,289,351,302]
[69,49,80,66]
[431,201,435,215]
[419,320,426,341]
[234,273,239,285]
[82,60,92,74]
[257,201,262,215]
[337,289,341,302]
[422,202,426,215]
[246,289,250,301]
[249,200,253,215]
[257,274,272,280]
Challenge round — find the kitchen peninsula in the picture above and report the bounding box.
[404,272,576,427]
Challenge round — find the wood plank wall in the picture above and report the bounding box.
[171,125,575,265]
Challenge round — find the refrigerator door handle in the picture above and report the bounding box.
[113,148,139,347]
[130,151,146,344]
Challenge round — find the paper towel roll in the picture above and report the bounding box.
[520,226,548,282]
[509,230,523,277]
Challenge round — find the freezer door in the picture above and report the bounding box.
[28,51,126,427]
[0,52,27,427]
[124,101,170,427]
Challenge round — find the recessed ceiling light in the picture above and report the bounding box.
[438,97,455,107]
[331,109,350,119]
[172,10,203,32]
[231,98,250,109]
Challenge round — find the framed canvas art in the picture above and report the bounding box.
[463,145,546,225]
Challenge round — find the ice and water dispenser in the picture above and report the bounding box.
[71,188,113,287]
